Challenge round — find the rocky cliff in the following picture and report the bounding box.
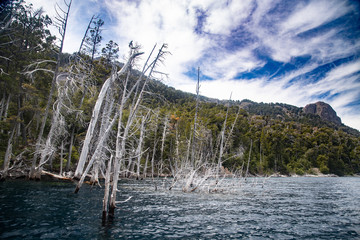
[303,101,341,125]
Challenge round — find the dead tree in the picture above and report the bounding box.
[135,110,150,178]
[102,154,113,223]
[217,94,231,177]
[0,94,10,122]
[159,115,169,176]
[108,44,168,220]
[73,49,143,180]
[29,0,72,179]
[73,43,168,223]
[1,126,16,178]
[191,67,200,167]
[78,15,95,54]
[150,111,160,178]
[75,108,120,193]
[35,71,82,177]
[79,16,103,61]
[65,52,95,172]
[245,139,253,179]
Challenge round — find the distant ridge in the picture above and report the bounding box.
[147,79,359,137]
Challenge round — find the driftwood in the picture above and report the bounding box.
[1,169,74,182]
[41,170,74,181]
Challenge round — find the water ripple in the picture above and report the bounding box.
[1,178,360,239]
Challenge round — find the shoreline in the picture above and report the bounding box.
[1,169,360,182]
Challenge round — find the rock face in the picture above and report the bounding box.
[303,101,341,125]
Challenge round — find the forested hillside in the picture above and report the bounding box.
[1,0,359,184]
[144,81,360,176]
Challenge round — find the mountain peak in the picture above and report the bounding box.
[303,101,341,125]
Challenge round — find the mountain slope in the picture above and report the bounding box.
[148,79,359,137]
[143,79,360,176]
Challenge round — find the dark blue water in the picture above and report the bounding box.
[1,177,359,239]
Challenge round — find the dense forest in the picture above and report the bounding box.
[1,0,360,189]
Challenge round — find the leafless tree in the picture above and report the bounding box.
[108,43,168,220]
[29,0,72,179]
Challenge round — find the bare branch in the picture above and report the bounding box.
[24,68,54,76]
[115,196,132,204]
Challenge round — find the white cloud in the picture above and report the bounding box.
[103,0,212,84]
[203,0,253,35]
[281,0,351,36]
[199,46,264,80]
[249,0,355,62]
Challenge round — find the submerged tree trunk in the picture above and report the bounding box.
[108,44,167,219]
[102,155,112,222]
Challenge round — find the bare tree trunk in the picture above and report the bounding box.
[0,94,5,120]
[129,152,136,177]
[60,141,64,176]
[175,123,180,168]
[191,67,200,167]
[75,111,119,193]
[65,127,75,172]
[151,153,155,178]
[0,94,11,135]
[78,15,95,53]
[90,161,100,185]
[160,116,168,175]
[0,94,10,121]
[102,155,112,223]
[217,94,231,177]
[224,105,240,150]
[150,113,159,178]
[186,135,191,168]
[245,139,253,179]
[136,114,148,178]
[90,89,115,184]
[74,76,113,179]
[143,153,149,179]
[4,94,10,120]
[2,125,16,178]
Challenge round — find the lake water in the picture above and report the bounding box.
[1,177,359,239]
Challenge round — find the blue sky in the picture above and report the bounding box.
[29,0,360,130]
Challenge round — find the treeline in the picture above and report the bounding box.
[139,95,360,176]
[0,0,360,183]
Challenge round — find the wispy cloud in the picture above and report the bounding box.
[202,0,253,35]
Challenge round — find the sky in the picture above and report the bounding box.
[27,0,360,131]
